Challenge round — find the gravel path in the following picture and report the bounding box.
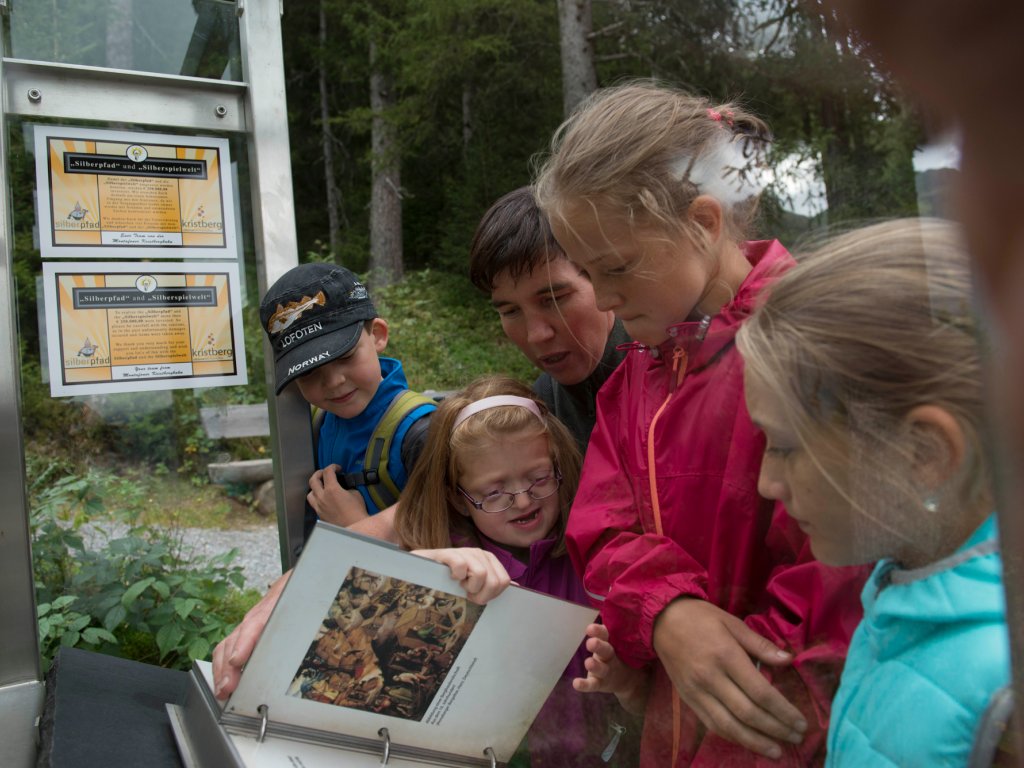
[82,522,285,592]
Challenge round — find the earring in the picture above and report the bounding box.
[923,496,939,513]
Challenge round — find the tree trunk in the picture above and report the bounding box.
[105,0,134,70]
[556,0,598,116]
[818,95,919,224]
[369,41,403,286]
[319,0,341,260]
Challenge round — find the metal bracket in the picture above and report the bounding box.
[256,704,269,743]
[378,727,391,764]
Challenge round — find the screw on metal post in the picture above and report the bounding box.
[214,104,228,118]
[27,88,42,103]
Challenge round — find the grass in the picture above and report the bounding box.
[100,467,264,529]
[375,268,538,390]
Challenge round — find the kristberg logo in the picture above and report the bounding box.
[288,350,330,376]
[181,219,223,230]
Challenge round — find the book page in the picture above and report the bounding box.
[227,525,596,764]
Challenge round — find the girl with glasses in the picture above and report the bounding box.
[396,374,641,767]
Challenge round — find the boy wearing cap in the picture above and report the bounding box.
[260,263,436,536]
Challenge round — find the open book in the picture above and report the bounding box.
[168,523,598,767]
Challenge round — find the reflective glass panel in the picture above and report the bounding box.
[5,0,241,81]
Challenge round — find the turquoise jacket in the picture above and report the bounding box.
[826,514,1009,767]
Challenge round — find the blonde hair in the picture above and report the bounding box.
[736,218,991,519]
[395,375,582,555]
[533,80,770,250]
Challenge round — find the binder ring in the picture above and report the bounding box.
[378,727,391,765]
[256,704,269,743]
[484,746,497,768]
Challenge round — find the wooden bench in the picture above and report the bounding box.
[200,390,453,485]
[199,404,273,485]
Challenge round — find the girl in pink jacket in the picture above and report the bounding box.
[534,81,868,767]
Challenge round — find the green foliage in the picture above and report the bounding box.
[37,596,118,669]
[284,0,562,271]
[282,0,928,275]
[373,269,537,389]
[29,460,260,672]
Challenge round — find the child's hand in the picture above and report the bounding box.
[308,464,369,526]
[411,548,511,604]
[652,598,805,761]
[573,623,651,716]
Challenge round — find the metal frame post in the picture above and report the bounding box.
[0,51,46,768]
[238,0,310,569]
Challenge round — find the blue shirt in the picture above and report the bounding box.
[315,356,435,518]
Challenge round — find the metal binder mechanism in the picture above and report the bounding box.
[256,704,268,743]
[379,727,391,765]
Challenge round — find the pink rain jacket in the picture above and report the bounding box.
[567,240,869,767]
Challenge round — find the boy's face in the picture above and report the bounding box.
[490,257,615,386]
[295,319,389,419]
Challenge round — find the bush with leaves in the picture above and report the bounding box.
[30,461,259,672]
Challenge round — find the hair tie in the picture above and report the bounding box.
[707,107,735,127]
[452,395,544,429]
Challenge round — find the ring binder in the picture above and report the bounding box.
[168,526,599,768]
[256,705,268,744]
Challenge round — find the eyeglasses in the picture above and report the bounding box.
[458,470,562,514]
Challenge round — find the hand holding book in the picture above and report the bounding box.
[410,548,512,604]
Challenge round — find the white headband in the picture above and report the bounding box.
[452,395,544,430]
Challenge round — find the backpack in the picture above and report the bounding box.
[311,390,436,510]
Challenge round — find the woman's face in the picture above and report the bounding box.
[744,368,920,567]
[455,431,561,551]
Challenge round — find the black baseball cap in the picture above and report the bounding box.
[259,263,378,394]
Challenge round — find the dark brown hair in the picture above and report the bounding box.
[468,186,568,292]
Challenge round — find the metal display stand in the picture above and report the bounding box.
[0,2,306,765]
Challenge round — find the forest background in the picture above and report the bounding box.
[283,0,933,283]
[13,0,949,671]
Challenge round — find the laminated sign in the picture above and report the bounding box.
[42,262,247,396]
[34,125,239,259]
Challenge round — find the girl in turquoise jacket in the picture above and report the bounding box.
[737,218,1010,766]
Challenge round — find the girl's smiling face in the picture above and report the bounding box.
[455,431,561,551]
[549,203,711,347]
